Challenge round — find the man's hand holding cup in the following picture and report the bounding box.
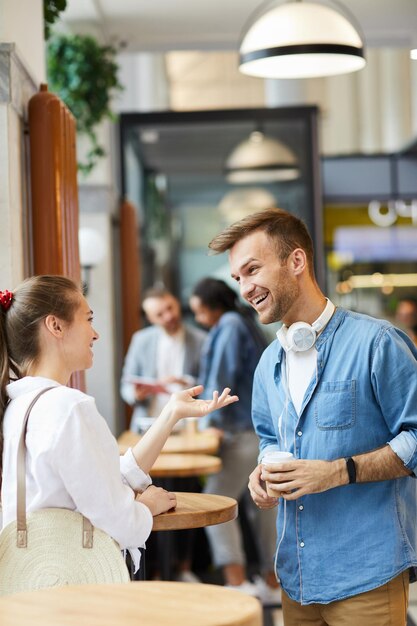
[261,451,294,497]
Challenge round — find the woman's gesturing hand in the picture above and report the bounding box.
[131,386,238,475]
[167,384,238,422]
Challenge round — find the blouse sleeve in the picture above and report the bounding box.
[51,397,153,550]
[120,447,152,492]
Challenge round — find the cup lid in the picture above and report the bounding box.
[262,451,293,462]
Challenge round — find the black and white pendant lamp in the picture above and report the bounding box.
[225,130,299,184]
[239,0,366,79]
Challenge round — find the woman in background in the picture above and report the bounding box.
[190,277,280,604]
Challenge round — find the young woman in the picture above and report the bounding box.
[189,278,280,603]
[0,276,237,572]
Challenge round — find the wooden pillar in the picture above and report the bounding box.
[120,199,142,427]
[28,84,84,391]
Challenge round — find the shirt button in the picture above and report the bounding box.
[299,505,304,511]
[297,430,302,436]
[300,541,305,548]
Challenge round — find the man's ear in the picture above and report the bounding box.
[44,315,64,338]
[289,248,307,276]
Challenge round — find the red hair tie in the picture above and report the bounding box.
[0,290,13,311]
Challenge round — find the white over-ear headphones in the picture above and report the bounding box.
[277,299,335,353]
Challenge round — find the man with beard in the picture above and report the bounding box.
[208,208,417,626]
[120,286,206,583]
[121,287,206,432]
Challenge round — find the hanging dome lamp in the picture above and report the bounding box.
[225,130,299,184]
[239,0,366,79]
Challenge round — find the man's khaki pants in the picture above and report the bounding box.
[282,570,409,626]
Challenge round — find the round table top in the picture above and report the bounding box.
[150,453,221,478]
[0,582,262,626]
[151,492,238,531]
[118,430,220,455]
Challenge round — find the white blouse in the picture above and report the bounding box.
[2,377,153,564]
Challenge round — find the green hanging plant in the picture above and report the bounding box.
[47,34,123,175]
[44,0,67,39]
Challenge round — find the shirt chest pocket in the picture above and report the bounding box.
[314,380,356,430]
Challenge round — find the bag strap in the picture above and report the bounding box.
[16,386,94,549]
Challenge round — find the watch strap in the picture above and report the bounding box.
[345,456,356,484]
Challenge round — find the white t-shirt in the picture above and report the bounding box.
[279,301,336,415]
[149,328,186,416]
[286,347,317,415]
[2,376,153,567]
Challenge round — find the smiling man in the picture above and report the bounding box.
[120,287,206,429]
[209,208,417,626]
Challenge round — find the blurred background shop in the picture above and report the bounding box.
[1,0,417,433]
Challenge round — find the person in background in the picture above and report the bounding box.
[208,207,417,626]
[395,296,417,345]
[0,276,237,581]
[120,286,207,582]
[189,277,280,604]
[120,287,206,432]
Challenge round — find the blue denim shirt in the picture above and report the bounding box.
[252,307,417,604]
[199,311,266,432]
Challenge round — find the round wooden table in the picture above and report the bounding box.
[142,455,222,580]
[150,453,221,478]
[0,582,262,626]
[140,458,223,580]
[143,491,236,580]
[118,430,220,455]
[152,492,238,531]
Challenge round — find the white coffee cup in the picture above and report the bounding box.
[261,451,294,497]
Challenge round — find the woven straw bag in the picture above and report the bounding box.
[0,387,130,595]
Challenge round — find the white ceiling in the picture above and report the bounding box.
[61,0,417,53]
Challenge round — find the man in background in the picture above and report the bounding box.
[121,286,206,432]
[120,286,206,583]
[395,296,417,345]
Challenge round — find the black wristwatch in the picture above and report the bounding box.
[345,457,356,484]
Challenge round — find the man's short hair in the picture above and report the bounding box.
[209,208,315,276]
[399,297,417,309]
[142,286,173,303]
